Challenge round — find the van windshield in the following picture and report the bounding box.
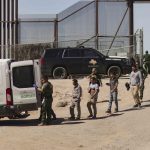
[12,65,34,88]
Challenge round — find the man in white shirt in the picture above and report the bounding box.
[130,65,143,108]
[87,77,99,119]
[69,79,82,120]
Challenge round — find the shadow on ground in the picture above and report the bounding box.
[62,121,85,125]
[141,103,150,108]
[97,99,121,103]
[119,107,144,113]
[0,118,65,126]
[142,100,150,103]
[78,113,124,121]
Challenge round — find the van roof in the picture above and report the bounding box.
[0,59,11,63]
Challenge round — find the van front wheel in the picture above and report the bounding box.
[53,67,67,79]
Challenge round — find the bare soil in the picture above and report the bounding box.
[0,76,150,150]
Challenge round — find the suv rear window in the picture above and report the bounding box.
[12,65,34,88]
[63,49,82,57]
[83,49,99,58]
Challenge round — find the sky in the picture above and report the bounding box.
[19,0,150,52]
[18,0,81,14]
[134,3,150,52]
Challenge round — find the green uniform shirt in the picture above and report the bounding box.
[143,54,150,62]
[42,82,53,98]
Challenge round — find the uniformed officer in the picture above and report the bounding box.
[143,51,150,73]
[38,75,56,126]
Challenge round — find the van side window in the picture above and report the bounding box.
[63,49,82,58]
[13,65,34,88]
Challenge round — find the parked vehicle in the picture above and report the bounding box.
[40,47,132,79]
[0,59,41,119]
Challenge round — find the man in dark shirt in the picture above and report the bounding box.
[38,75,56,126]
[143,51,150,73]
[136,62,148,102]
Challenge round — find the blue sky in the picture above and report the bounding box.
[18,0,80,14]
[134,3,150,52]
[19,0,150,52]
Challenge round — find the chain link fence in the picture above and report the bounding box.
[0,42,52,60]
[0,34,136,61]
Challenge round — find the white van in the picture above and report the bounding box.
[0,59,41,118]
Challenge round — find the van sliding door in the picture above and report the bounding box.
[10,60,37,106]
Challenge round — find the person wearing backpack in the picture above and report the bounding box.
[38,75,56,126]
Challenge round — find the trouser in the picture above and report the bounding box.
[139,82,145,100]
[143,62,150,73]
[39,98,56,121]
[70,100,81,118]
[49,100,56,118]
[131,85,141,105]
[108,92,118,110]
[87,95,98,117]
[41,98,54,123]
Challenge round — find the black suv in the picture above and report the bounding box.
[40,47,131,79]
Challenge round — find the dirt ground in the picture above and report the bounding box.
[1,76,150,150]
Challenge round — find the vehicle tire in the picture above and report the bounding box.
[107,66,121,77]
[53,67,67,79]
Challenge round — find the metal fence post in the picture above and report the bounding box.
[95,0,99,50]
[140,29,144,67]
[54,15,58,48]
[128,0,134,57]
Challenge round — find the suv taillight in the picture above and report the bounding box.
[6,88,13,105]
[40,57,45,65]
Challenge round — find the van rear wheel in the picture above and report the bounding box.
[53,67,67,79]
[107,66,121,77]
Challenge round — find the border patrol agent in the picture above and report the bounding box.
[38,75,56,126]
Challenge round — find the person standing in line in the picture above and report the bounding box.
[129,65,143,108]
[88,68,102,87]
[143,50,150,73]
[69,79,82,120]
[87,77,99,119]
[135,62,148,103]
[38,75,56,126]
[105,72,119,114]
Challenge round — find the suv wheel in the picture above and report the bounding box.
[53,67,67,79]
[107,66,121,77]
